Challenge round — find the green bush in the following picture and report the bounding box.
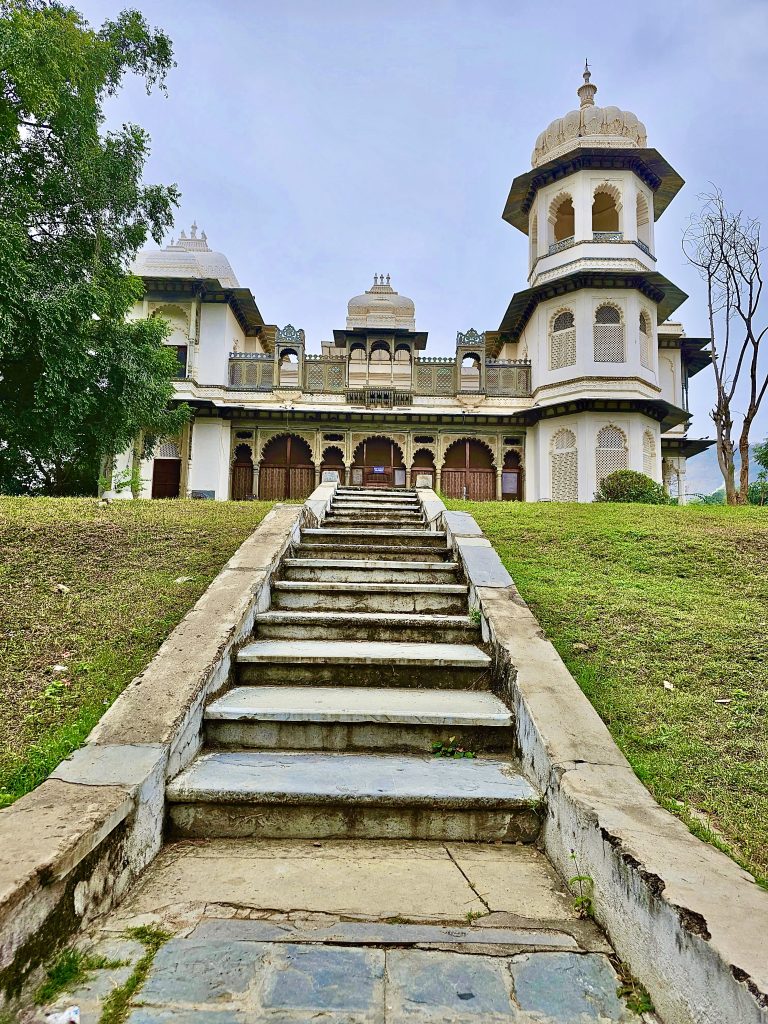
[594,470,669,504]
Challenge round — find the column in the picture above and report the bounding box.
[495,468,503,500]
[435,467,442,493]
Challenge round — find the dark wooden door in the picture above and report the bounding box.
[231,462,254,500]
[152,459,181,499]
[258,435,315,500]
[441,441,495,501]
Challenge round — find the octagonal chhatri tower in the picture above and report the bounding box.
[490,63,702,502]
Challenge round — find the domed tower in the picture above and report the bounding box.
[491,65,698,502]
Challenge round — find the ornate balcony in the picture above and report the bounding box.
[592,231,623,243]
[548,235,575,255]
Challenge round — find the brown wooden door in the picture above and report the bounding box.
[351,438,404,489]
[258,435,315,500]
[441,440,495,501]
[231,462,254,500]
[152,459,181,499]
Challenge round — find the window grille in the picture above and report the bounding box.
[156,439,180,459]
[549,310,576,370]
[550,429,578,501]
[639,313,652,369]
[595,426,628,485]
[593,305,625,362]
[643,430,656,477]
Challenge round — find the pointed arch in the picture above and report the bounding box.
[595,425,628,487]
[594,302,625,362]
[548,191,575,246]
[441,438,496,501]
[351,435,406,488]
[549,307,576,370]
[550,428,578,502]
[592,182,622,234]
[258,433,315,500]
[639,309,653,369]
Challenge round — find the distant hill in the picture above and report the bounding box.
[685,445,761,498]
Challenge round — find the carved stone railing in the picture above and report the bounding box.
[593,231,623,243]
[485,360,532,396]
[303,355,346,393]
[548,235,575,255]
[345,388,413,408]
[414,358,456,396]
[228,353,275,389]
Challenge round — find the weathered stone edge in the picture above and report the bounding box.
[0,498,318,1004]
[425,492,768,1024]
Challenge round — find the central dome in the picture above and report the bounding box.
[347,275,416,331]
[131,223,240,288]
[531,64,647,168]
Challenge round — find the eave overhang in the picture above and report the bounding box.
[137,275,270,345]
[333,328,428,350]
[660,435,716,458]
[526,396,690,432]
[492,269,688,355]
[502,147,685,234]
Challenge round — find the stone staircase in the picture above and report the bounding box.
[166,487,541,843]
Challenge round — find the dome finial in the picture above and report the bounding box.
[578,59,597,108]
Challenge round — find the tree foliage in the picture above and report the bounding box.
[594,470,669,505]
[0,0,187,494]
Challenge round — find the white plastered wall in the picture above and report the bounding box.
[188,419,231,500]
[528,411,662,502]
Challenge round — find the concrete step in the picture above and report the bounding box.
[301,528,447,549]
[281,558,460,584]
[325,510,424,524]
[324,517,426,530]
[254,610,482,644]
[272,580,469,615]
[235,639,491,688]
[330,499,421,510]
[293,543,454,562]
[166,751,541,842]
[205,685,511,752]
[335,488,416,498]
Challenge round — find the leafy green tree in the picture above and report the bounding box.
[0,0,187,494]
[594,470,669,504]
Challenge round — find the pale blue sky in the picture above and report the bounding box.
[78,0,768,438]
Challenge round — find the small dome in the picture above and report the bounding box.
[131,223,240,288]
[531,64,647,168]
[347,275,416,330]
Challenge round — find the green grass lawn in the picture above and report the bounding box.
[446,500,768,886]
[0,497,275,806]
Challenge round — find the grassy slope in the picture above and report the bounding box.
[446,500,768,885]
[0,497,275,805]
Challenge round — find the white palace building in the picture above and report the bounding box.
[112,67,712,503]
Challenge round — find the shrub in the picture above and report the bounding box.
[595,470,669,504]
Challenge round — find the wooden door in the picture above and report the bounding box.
[258,435,315,500]
[231,463,254,500]
[152,459,181,499]
[441,441,495,501]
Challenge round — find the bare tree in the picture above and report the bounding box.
[683,189,768,504]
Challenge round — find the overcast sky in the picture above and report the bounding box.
[78,0,768,438]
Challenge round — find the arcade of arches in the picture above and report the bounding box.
[230,433,524,501]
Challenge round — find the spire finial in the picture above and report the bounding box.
[386,273,391,285]
[190,221,197,238]
[578,59,597,108]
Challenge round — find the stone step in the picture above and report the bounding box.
[325,510,424,523]
[294,543,454,562]
[254,610,481,644]
[166,751,541,842]
[301,528,447,549]
[281,558,460,584]
[335,491,417,499]
[205,685,512,752]
[272,580,469,615]
[235,639,491,688]
[330,499,421,510]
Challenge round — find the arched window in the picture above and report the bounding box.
[593,304,625,363]
[643,430,656,478]
[279,350,299,387]
[636,193,651,251]
[595,426,628,487]
[459,353,481,391]
[639,311,652,369]
[369,341,391,362]
[530,212,538,265]
[549,309,576,370]
[592,186,621,235]
[550,429,578,502]
[349,344,366,361]
[548,194,575,250]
